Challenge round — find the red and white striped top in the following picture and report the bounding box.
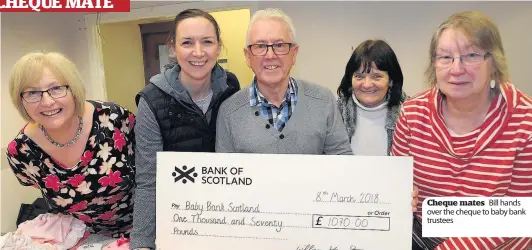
[391,82,532,250]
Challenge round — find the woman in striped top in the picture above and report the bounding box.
[391,11,532,250]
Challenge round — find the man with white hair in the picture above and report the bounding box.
[216,8,352,155]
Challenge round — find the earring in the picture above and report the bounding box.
[490,79,496,88]
[386,81,393,100]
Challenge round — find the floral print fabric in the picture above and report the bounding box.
[6,100,136,238]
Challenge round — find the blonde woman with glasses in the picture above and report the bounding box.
[391,11,532,249]
[6,51,136,239]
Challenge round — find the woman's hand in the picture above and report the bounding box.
[412,186,419,212]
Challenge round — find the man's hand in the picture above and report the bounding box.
[412,186,419,212]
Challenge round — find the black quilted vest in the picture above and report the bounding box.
[135,71,240,152]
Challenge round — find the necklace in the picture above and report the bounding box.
[39,116,83,147]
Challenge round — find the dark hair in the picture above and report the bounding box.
[168,9,222,47]
[337,39,404,108]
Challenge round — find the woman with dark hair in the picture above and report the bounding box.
[130,8,240,250]
[337,39,408,156]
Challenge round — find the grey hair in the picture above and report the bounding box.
[246,8,297,46]
[424,11,509,86]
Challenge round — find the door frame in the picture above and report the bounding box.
[84,0,259,101]
[139,21,175,86]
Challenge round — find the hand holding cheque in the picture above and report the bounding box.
[156,153,414,250]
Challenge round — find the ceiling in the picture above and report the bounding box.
[130,1,193,10]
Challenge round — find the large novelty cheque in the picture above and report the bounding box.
[156,152,414,250]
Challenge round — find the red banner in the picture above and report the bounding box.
[0,0,130,12]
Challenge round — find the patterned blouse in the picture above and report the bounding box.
[6,100,136,238]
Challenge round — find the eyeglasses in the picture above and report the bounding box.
[20,85,69,103]
[247,43,294,56]
[433,52,491,68]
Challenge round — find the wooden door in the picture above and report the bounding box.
[139,21,175,86]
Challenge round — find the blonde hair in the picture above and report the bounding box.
[8,51,86,122]
[246,8,297,46]
[425,11,509,86]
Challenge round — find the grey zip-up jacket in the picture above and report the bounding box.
[130,63,238,249]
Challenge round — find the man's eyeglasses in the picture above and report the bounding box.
[247,43,294,56]
[434,52,491,68]
[20,85,70,103]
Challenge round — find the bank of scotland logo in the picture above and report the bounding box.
[172,165,198,184]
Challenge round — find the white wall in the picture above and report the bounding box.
[86,1,532,101]
[256,1,532,97]
[1,12,91,234]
